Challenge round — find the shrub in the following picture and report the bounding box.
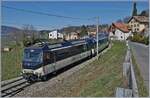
[131,33,149,45]
[144,36,149,45]
[127,36,132,40]
[23,38,32,47]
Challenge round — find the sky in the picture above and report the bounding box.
[2,1,149,30]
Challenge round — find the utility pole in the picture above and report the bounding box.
[96,16,99,60]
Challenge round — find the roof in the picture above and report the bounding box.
[25,39,85,51]
[70,32,79,35]
[24,35,108,51]
[128,16,149,23]
[25,43,49,50]
[112,23,130,33]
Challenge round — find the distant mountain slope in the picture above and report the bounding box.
[1,25,21,35]
[1,26,22,47]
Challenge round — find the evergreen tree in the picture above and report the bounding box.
[132,2,137,16]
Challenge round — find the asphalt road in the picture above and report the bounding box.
[129,41,149,90]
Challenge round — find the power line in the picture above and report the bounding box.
[2,21,57,29]
[2,5,95,21]
[3,21,90,30]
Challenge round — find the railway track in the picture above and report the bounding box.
[1,77,31,97]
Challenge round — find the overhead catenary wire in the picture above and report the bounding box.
[2,5,98,33]
[2,5,96,21]
[2,21,95,30]
[2,21,58,30]
[2,5,97,31]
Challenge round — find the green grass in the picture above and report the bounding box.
[79,41,127,96]
[53,41,127,96]
[131,50,149,97]
[1,45,23,80]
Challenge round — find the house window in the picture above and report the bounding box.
[121,36,123,38]
[137,28,139,31]
[134,24,136,27]
[49,34,52,36]
[134,29,136,31]
[137,24,139,27]
[131,25,133,27]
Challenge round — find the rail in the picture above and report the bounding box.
[1,76,31,97]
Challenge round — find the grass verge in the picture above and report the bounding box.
[1,45,23,81]
[79,41,127,96]
[131,50,149,97]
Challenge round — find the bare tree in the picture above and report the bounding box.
[22,24,38,46]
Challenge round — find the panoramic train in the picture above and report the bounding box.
[22,33,109,82]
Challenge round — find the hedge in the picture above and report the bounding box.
[129,33,149,45]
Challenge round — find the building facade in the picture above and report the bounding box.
[128,16,149,33]
[64,32,79,40]
[88,31,97,37]
[48,30,63,39]
[109,23,132,40]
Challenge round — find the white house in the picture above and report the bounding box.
[109,23,132,40]
[48,30,63,39]
[1,47,12,52]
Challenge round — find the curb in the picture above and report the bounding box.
[116,41,138,97]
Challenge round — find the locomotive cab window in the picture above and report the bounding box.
[24,50,42,62]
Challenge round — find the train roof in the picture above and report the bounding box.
[24,33,108,51]
[25,39,87,51]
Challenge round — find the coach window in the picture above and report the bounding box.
[83,44,87,51]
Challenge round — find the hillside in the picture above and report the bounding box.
[1,26,21,35]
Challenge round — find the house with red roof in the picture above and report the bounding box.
[109,22,132,40]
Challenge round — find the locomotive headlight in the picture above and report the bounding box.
[23,69,33,73]
[35,72,38,75]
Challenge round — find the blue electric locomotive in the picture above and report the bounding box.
[22,33,109,82]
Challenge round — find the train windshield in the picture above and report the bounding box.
[24,51,42,62]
